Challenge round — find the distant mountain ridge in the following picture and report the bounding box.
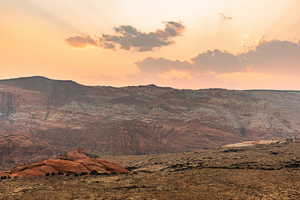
[1,76,300,169]
[1,75,300,92]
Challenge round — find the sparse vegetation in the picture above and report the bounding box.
[1,140,300,199]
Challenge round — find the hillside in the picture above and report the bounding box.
[1,76,300,168]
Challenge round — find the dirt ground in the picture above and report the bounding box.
[1,140,300,200]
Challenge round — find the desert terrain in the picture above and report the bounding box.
[1,139,300,199]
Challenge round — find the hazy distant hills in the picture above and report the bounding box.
[1,76,300,168]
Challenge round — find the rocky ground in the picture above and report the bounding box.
[1,140,300,200]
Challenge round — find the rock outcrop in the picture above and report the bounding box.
[0,150,128,178]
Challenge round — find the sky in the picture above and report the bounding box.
[1,0,300,89]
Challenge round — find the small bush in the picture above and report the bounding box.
[90,170,98,176]
[58,172,64,176]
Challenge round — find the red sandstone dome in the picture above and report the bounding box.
[0,150,128,179]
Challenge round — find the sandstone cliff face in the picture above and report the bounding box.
[0,92,16,118]
[0,76,300,168]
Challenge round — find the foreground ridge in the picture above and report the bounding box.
[1,139,300,199]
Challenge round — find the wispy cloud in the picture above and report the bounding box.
[2,0,79,32]
[66,35,98,48]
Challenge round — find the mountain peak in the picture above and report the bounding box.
[0,76,85,93]
[0,76,81,86]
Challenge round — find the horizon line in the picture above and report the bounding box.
[1,75,300,92]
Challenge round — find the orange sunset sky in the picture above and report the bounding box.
[1,0,300,89]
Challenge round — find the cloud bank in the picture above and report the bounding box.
[241,40,300,73]
[137,40,300,75]
[66,22,185,52]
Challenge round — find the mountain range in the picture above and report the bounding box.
[1,76,300,168]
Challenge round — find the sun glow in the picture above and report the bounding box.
[116,0,223,28]
[0,0,299,89]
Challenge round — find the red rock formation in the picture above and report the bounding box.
[0,150,128,178]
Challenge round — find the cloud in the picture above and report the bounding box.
[65,35,98,48]
[66,21,185,52]
[158,70,192,81]
[192,50,244,73]
[101,21,185,52]
[137,40,300,75]
[241,40,300,73]
[95,40,300,90]
[137,50,243,74]
[136,57,191,73]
